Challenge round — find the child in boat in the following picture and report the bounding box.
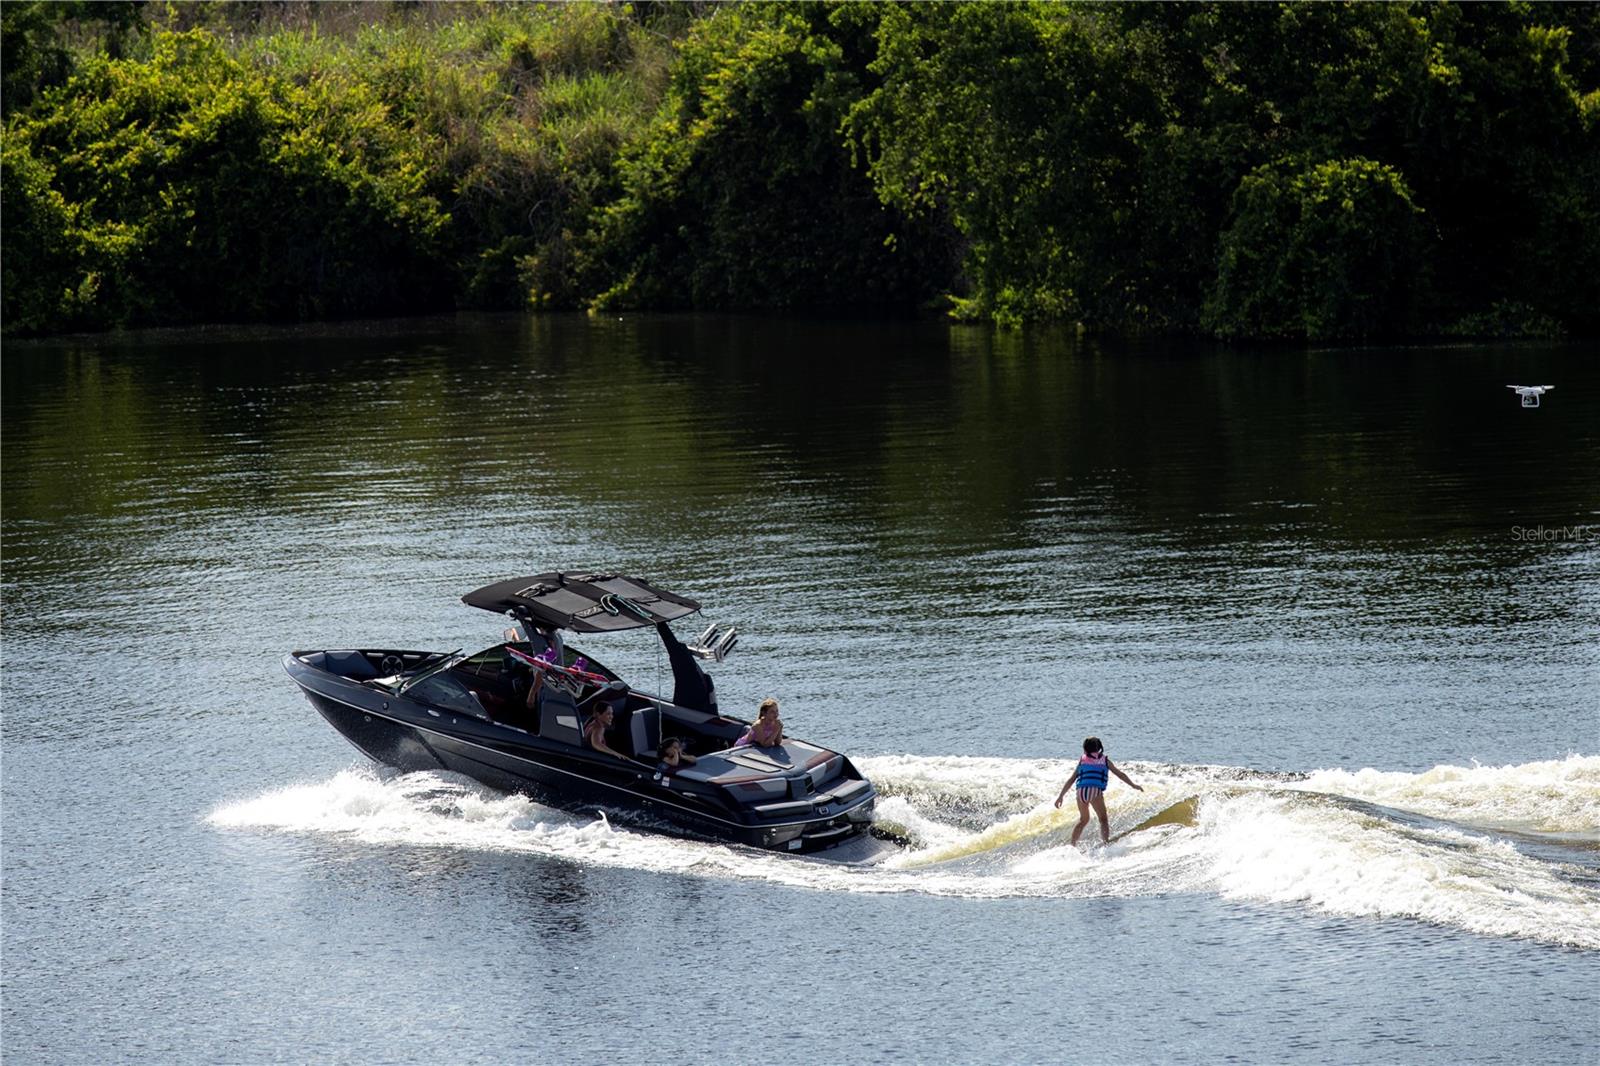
[582,705,629,761]
[1053,736,1143,845]
[654,737,697,784]
[733,698,784,748]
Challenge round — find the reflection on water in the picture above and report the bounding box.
[5,315,1595,765]
[3,314,1597,1064]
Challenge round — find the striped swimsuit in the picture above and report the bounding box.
[1076,753,1108,801]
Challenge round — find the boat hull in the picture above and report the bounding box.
[288,659,874,853]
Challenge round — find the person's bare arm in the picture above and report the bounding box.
[1054,768,1079,808]
[586,726,628,761]
[1108,758,1143,791]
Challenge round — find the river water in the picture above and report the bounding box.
[3,315,1597,1064]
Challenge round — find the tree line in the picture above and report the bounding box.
[4,1,1596,340]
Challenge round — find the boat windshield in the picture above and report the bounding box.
[399,649,466,693]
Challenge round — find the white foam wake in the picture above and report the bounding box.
[208,755,1600,949]
[1295,754,1600,838]
[208,768,722,875]
[1200,791,1600,947]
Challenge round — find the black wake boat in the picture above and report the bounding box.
[283,573,877,853]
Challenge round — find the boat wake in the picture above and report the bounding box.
[208,753,1600,949]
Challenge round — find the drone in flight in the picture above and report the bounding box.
[1507,384,1554,408]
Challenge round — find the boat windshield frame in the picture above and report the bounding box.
[397,649,466,694]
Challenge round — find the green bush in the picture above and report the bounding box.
[848,2,1599,337]
[588,3,954,311]
[0,139,86,332]
[3,30,449,330]
[2,7,671,332]
[1203,157,1430,341]
[1,1,143,117]
[847,3,1146,327]
[241,6,670,311]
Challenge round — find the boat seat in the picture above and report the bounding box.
[628,705,661,759]
[466,689,496,721]
[323,650,380,680]
[538,689,583,746]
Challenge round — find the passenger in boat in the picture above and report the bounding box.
[1053,736,1143,845]
[583,704,628,761]
[654,737,697,783]
[733,698,784,748]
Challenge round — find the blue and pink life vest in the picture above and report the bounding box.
[1077,753,1108,791]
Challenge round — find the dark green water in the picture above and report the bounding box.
[3,315,1597,1064]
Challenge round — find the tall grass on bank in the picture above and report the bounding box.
[2,3,672,332]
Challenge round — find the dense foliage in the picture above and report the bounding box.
[846,2,1600,338]
[4,31,449,330]
[3,2,671,331]
[4,1,1597,340]
[588,4,955,310]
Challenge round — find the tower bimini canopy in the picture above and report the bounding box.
[461,572,701,633]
